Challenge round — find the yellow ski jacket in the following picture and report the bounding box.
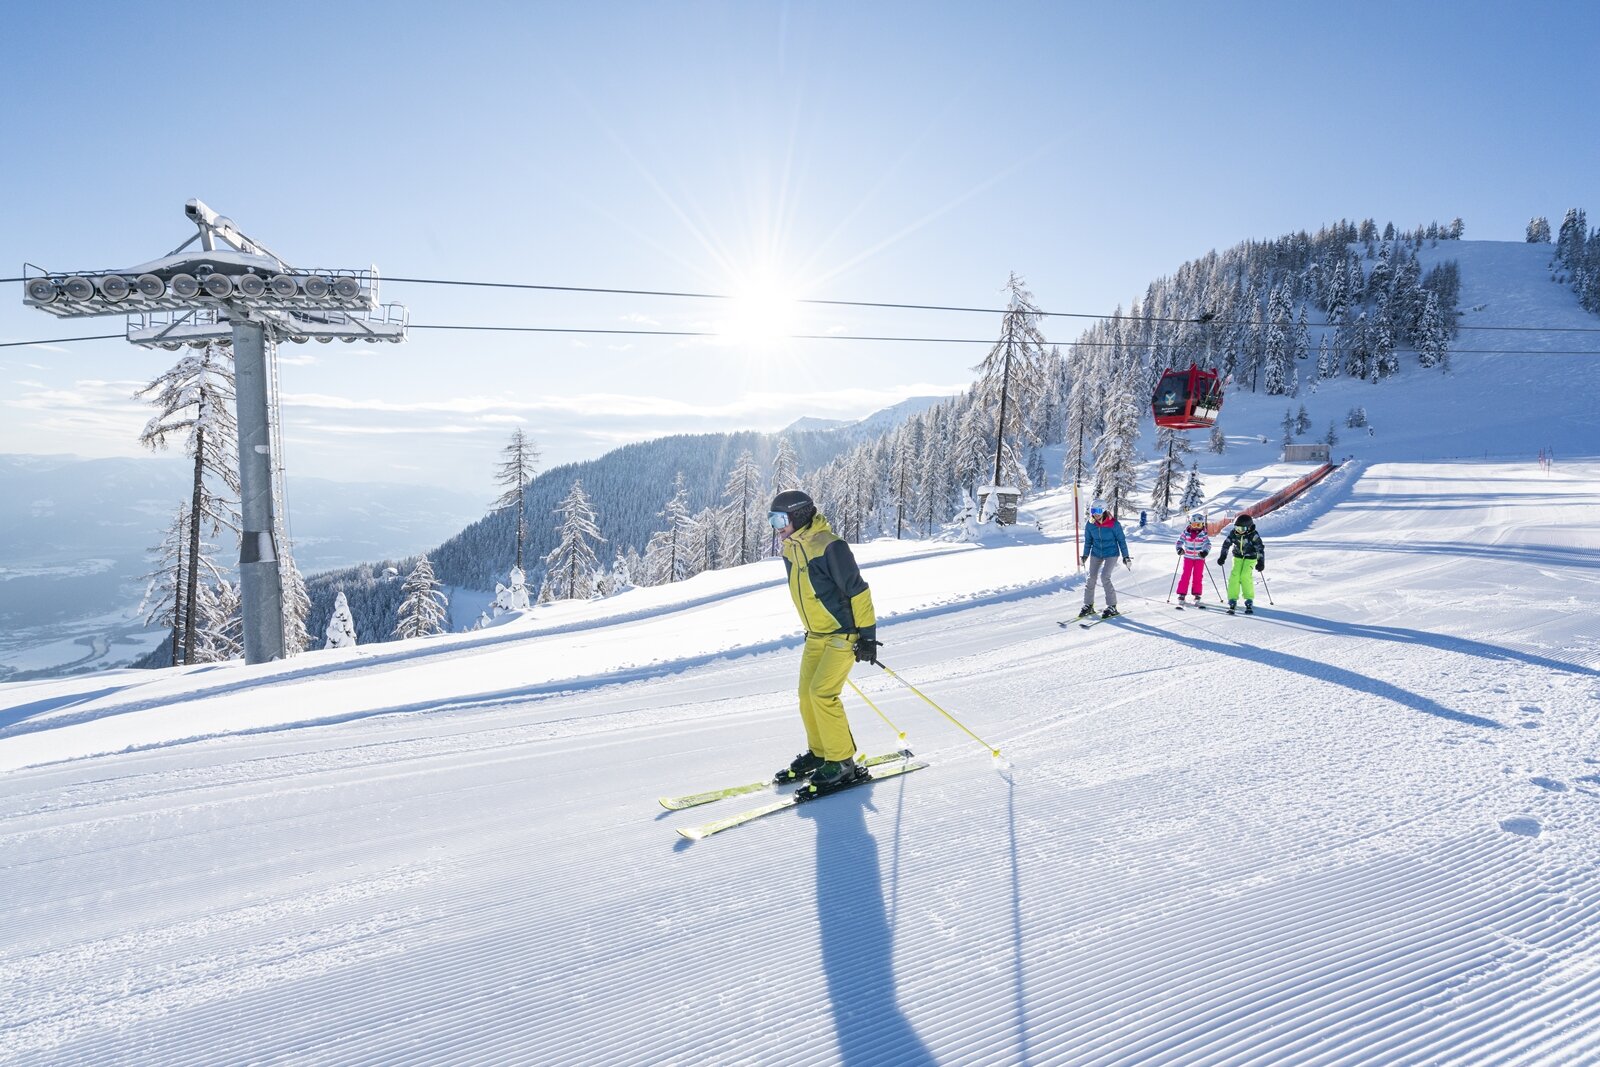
[780,512,876,641]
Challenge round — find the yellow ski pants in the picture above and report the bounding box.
[798,632,859,761]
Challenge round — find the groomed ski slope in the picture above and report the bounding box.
[3,456,1599,1066]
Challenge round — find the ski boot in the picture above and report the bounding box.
[775,750,824,784]
[1244,600,1255,615]
[1077,604,1096,619]
[1227,600,1237,615]
[1101,606,1120,619]
[805,758,867,795]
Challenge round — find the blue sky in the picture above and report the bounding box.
[3,1,1597,493]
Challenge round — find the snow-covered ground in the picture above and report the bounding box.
[4,452,1598,1065]
[3,240,1599,1064]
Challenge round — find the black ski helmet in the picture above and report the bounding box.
[1235,513,1255,528]
[769,489,817,530]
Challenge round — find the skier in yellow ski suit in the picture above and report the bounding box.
[770,490,878,789]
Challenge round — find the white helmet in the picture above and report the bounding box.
[1188,512,1205,524]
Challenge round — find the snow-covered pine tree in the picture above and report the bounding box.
[1262,283,1292,395]
[1373,296,1399,380]
[135,341,240,665]
[1180,464,1204,512]
[195,578,243,662]
[917,410,955,536]
[1345,312,1372,380]
[683,507,721,578]
[1391,253,1424,338]
[1037,345,1067,442]
[1367,244,1392,302]
[139,504,190,667]
[969,273,1050,495]
[1325,260,1348,321]
[394,556,449,639]
[641,473,693,585]
[1293,304,1311,364]
[1150,429,1188,520]
[1060,349,1097,494]
[393,556,451,639]
[492,566,530,614]
[889,426,920,539]
[1325,421,1340,447]
[1209,424,1227,454]
[543,480,605,600]
[605,548,633,595]
[492,428,541,571]
[1416,291,1450,371]
[1556,209,1587,272]
[770,437,799,499]
[1315,334,1337,381]
[1527,217,1552,243]
[1281,408,1296,446]
[951,402,990,499]
[1295,404,1313,435]
[1092,362,1142,515]
[717,449,765,567]
[325,590,358,648]
[279,550,312,655]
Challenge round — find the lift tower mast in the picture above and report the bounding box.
[23,200,409,664]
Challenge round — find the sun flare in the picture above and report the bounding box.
[718,277,801,347]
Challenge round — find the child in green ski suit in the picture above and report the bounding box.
[1216,513,1265,615]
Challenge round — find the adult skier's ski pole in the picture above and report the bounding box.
[875,661,1002,759]
[847,677,909,747]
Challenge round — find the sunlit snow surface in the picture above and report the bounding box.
[3,241,1599,1065]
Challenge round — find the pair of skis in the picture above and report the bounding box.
[1060,608,1130,630]
[662,749,928,840]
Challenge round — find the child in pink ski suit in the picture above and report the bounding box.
[1175,512,1210,605]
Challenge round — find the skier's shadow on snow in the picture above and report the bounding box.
[799,790,936,1066]
[1119,618,1505,729]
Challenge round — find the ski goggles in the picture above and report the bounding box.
[768,511,792,529]
[1089,506,1105,517]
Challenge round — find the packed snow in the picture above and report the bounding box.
[3,239,1599,1065]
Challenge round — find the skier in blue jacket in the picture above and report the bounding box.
[1078,500,1131,619]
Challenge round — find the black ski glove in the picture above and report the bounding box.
[1255,560,1264,572]
[854,636,881,664]
[1122,556,1132,565]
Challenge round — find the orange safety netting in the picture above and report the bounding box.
[1207,463,1338,536]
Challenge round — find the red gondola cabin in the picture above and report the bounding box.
[1151,363,1224,430]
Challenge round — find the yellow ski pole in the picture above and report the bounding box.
[846,677,909,748]
[875,661,1002,760]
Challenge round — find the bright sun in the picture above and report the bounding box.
[719,278,800,346]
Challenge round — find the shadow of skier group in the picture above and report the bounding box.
[1251,607,1599,679]
[801,785,937,1067]
[1118,617,1507,729]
